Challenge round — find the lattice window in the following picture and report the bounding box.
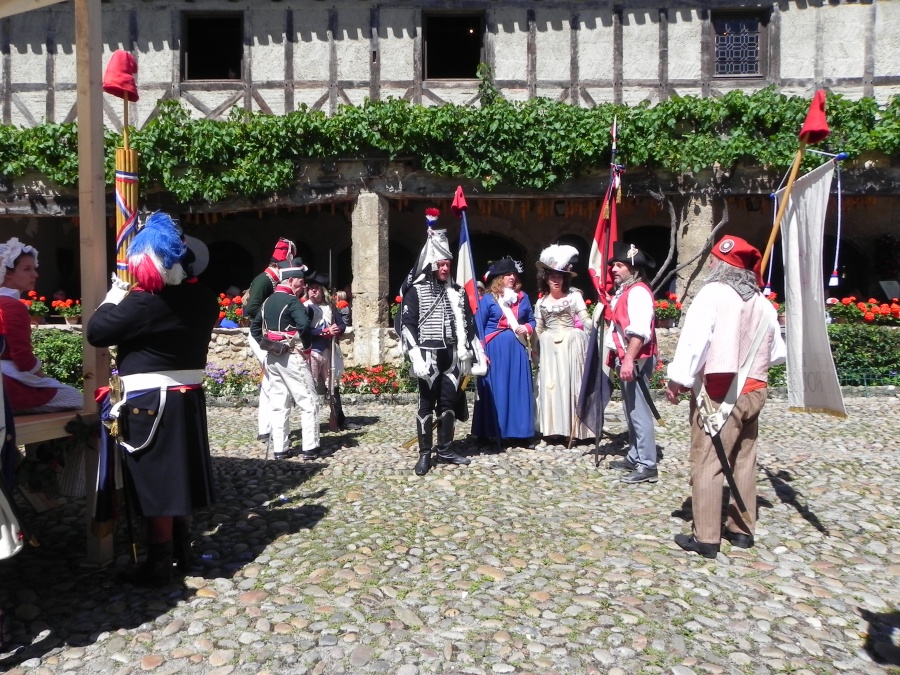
[712,13,767,78]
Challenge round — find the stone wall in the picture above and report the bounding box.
[205,327,404,371]
[204,326,683,371]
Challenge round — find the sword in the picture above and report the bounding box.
[401,375,470,449]
[105,374,139,564]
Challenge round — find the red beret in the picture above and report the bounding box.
[103,50,139,102]
[711,236,763,286]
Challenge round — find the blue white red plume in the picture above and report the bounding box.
[127,211,186,292]
[425,208,440,227]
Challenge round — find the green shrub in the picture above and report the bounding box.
[827,324,900,385]
[31,328,83,389]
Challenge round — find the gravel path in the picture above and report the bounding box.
[1,393,898,674]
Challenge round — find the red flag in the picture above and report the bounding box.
[799,90,829,144]
[452,187,479,317]
[587,177,620,302]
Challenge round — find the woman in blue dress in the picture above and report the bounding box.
[472,257,536,447]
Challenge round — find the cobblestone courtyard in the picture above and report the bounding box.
[1,393,899,675]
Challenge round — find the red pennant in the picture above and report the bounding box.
[799,90,829,144]
[451,186,468,218]
[103,50,139,102]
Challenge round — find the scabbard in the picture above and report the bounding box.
[710,429,752,524]
[635,373,665,426]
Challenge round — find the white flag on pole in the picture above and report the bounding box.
[776,159,847,417]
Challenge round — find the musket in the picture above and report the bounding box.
[327,249,340,432]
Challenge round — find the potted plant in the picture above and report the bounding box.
[767,292,786,326]
[654,294,682,328]
[217,293,245,327]
[52,297,82,324]
[21,291,49,325]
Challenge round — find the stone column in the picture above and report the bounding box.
[351,191,389,365]
[676,194,716,309]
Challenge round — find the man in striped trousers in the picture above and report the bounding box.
[665,236,786,559]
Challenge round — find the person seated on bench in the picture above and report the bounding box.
[0,237,81,414]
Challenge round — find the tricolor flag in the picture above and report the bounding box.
[452,186,479,316]
[577,121,622,442]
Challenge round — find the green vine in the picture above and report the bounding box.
[0,87,896,202]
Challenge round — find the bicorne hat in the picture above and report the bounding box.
[306,271,330,287]
[607,242,656,270]
[483,257,522,285]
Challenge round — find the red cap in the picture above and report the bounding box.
[271,238,295,263]
[799,90,829,144]
[711,236,763,286]
[102,50,139,102]
[451,186,468,218]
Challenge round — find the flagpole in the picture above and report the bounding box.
[760,136,808,274]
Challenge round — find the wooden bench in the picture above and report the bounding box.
[13,410,99,446]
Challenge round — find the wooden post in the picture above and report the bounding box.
[75,0,113,566]
[761,137,808,274]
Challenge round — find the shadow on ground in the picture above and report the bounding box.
[860,608,900,666]
[0,454,327,669]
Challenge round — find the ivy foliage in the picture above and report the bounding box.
[0,87,896,202]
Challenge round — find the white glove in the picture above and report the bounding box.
[459,354,473,377]
[101,273,131,306]
[470,340,488,377]
[408,347,430,379]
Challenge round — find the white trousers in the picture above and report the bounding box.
[248,334,273,437]
[267,351,320,453]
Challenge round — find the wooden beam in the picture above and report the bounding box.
[74,0,112,566]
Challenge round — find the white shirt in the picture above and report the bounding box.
[604,282,654,350]
[667,283,787,387]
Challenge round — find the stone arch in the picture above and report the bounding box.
[202,240,256,296]
[451,232,530,294]
[388,240,417,299]
[553,233,592,300]
[764,236,869,301]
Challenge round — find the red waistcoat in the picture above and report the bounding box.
[611,282,658,361]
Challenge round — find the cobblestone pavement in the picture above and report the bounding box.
[1,393,899,675]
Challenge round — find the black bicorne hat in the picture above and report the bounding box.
[607,242,656,270]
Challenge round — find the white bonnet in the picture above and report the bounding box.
[0,237,39,270]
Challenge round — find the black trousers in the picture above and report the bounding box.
[416,348,459,420]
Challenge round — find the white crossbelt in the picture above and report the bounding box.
[120,369,204,393]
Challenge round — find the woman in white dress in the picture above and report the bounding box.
[533,245,593,443]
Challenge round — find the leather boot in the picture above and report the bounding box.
[173,517,193,572]
[118,541,174,586]
[414,415,433,476]
[435,412,470,466]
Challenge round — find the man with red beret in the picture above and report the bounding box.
[665,236,786,559]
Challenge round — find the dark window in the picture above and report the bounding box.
[182,14,243,81]
[424,14,484,80]
[711,12,767,78]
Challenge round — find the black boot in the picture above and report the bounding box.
[414,415,433,476]
[435,412,470,466]
[333,391,360,430]
[119,541,175,586]
[173,517,193,572]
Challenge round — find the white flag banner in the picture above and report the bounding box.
[776,159,847,417]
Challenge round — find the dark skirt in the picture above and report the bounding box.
[122,387,216,517]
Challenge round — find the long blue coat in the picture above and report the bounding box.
[472,291,536,439]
